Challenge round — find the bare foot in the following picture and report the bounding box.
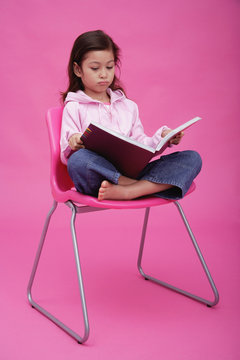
[98,179,173,201]
[98,180,130,201]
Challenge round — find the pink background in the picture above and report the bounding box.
[0,0,239,359]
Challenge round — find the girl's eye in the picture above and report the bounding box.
[91,66,114,71]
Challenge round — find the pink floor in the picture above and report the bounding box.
[1,0,240,358]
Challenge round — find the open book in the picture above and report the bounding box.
[81,117,201,178]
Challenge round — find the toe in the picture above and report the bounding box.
[101,180,109,188]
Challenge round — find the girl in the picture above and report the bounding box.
[60,30,202,201]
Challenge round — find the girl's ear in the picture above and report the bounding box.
[73,62,82,77]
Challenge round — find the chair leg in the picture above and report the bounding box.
[137,202,219,307]
[27,200,90,344]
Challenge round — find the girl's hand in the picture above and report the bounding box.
[170,131,184,145]
[162,129,184,145]
[68,133,85,150]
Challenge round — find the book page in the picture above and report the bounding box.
[156,117,201,151]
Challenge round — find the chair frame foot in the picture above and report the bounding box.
[27,200,90,344]
[137,201,219,307]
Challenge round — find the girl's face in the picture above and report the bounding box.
[74,49,115,100]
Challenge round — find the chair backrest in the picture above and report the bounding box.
[46,107,75,197]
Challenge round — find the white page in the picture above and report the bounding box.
[156,117,201,151]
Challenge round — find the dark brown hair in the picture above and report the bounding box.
[61,30,125,102]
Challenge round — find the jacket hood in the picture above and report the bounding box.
[65,88,125,104]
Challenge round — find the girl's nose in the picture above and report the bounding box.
[99,69,107,78]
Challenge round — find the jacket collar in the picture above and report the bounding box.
[65,88,125,105]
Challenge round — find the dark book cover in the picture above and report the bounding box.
[81,117,201,178]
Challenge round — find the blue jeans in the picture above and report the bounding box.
[67,149,202,199]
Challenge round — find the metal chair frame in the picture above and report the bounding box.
[27,198,219,344]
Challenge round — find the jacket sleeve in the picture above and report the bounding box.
[60,102,82,165]
[129,102,169,148]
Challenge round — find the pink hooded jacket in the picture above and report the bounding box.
[60,88,168,165]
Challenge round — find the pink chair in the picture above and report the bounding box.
[27,107,219,343]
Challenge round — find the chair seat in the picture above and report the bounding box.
[53,182,196,210]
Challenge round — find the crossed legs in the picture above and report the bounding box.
[68,149,202,201]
